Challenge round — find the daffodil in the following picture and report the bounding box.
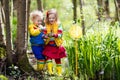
[69,24,82,39]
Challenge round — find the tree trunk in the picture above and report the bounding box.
[37,0,43,12]
[13,0,17,10]
[16,0,33,73]
[0,20,4,46]
[79,0,85,35]
[72,0,77,23]
[114,0,120,21]
[97,0,104,21]
[3,0,13,64]
[26,0,31,50]
[104,0,110,18]
[0,3,5,46]
[117,0,120,9]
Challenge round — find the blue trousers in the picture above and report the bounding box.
[31,45,45,60]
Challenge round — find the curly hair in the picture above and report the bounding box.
[30,10,43,21]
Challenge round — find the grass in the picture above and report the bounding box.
[64,20,120,79]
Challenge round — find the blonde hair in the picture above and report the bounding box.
[30,10,43,21]
[45,9,58,24]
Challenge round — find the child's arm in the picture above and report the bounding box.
[38,25,45,31]
[53,24,63,38]
[29,24,41,36]
[41,26,49,39]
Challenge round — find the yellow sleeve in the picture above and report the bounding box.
[28,24,41,36]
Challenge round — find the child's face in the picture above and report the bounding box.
[33,16,42,26]
[48,14,56,25]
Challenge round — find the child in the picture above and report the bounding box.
[28,10,45,71]
[43,9,67,76]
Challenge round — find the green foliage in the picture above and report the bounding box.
[0,47,6,59]
[7,64,21,79]
[0,75,8,80]
[65,21,120,79]
[12,16,17,44]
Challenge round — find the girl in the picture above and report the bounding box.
[43,9,67,76]
[29,10,45,71]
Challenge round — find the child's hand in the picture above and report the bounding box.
[42,34,48,39]
[48,33,54,37]
[52,34,58,38]
[38,25,45,31]
[48,33,58,38]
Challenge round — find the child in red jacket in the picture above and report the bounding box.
[43,9,67,76]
